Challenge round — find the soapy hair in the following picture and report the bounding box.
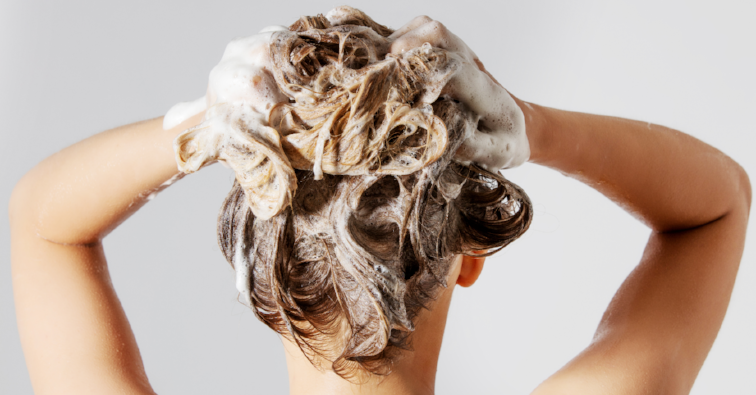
[213,7,532,378]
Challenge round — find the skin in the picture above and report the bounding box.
[9,14,751,395]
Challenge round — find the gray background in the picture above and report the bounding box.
[2,0,754,393]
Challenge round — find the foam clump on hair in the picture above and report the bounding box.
[176,6,532,379]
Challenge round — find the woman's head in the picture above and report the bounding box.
[190,7,532,378]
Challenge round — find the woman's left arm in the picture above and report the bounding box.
[9,113,203,395]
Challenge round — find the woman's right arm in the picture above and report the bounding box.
[391,17,751,395]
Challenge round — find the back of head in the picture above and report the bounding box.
[211,7,532,379]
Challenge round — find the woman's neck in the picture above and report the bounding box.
[283,283,455,395]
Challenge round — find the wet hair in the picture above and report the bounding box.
[215,7,532,378]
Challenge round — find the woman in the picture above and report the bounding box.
[10,8,750,395]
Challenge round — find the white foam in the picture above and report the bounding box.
[325,6,352,25]
[446,51,529,171]
[234,244,252,307]
[163,96,207,130]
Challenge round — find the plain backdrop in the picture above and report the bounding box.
[2,0,754,393]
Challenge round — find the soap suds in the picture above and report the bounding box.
[163,96,207,130]
[441,50,529,172]
[165,11,529,221]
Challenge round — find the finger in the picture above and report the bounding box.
[389,20,479,63]
[474,59,497,81]
[389,20,449,54]
[388,15,433,40]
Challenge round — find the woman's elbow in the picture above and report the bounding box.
[8,171,37,233]
[733,160,751,215]
[8,174,30,229]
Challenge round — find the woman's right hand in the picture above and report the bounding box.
[388,16,530,172]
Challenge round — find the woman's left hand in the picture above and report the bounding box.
[389,16,530,172]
